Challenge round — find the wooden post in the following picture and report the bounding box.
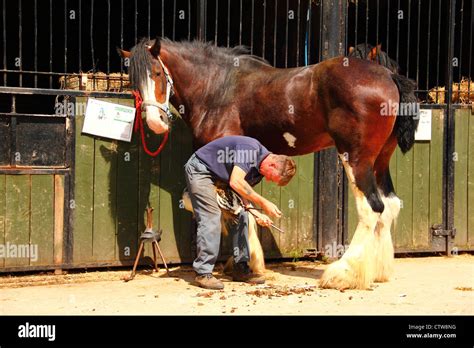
[314,0,347,255]
[442,0,456,255]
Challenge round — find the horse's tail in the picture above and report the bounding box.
[391,74,419,154]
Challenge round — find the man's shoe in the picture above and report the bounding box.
[195,273,224,290]
[232,263,265,284]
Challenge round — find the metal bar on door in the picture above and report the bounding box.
[457,0,464,101]
[468,1,473,100]
[364,0,368,52]
[386,0,390,56]
[396,0,400,64]
[49,0,53,87]
[296,0,300,66]
[120,0,123,91]
[416,0,420,84]
[18,0,22,87]
[214,0,218,45]
[375,0,379,63]
[250,0,254,54]
[273,0,278,67]
[285,0,289,68]
[263,0,266,58]
[435,0,441,103]
[173,0,177,40]
[443,0,457,254]
[107,0,111,90]
[148,0,151,38]
[406,0,411,77]
[34,0,38,87]
[64,0,68,79]
[239,0,242,46]
[2,0,6,86]
[425,0,431,93]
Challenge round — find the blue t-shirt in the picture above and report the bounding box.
[195,136,271,186]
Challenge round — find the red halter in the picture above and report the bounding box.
[132,90,169,157]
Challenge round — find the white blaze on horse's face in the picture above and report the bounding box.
[140,68,170,134]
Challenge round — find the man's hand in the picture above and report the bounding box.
[247,206,273,227]
[254,213,273,227]
[261,200,282,218]
[230,166,282,218]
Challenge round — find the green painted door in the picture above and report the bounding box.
[0,174,62,271]
[454,108,474,251]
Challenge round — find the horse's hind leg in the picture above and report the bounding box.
[373,136,400,282]
[320,154,382,290]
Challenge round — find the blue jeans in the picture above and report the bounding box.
[184,153,250,275]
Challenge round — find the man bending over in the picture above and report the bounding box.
[184,135,296,290]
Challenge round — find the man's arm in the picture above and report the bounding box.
[229,166,282,218]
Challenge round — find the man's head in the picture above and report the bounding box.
[259,154,296,186]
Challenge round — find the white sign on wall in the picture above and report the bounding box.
[414,109,432,141]
[82,98,136,142]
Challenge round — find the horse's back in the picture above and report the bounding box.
[315,56,394,85]
[314,56,399,113]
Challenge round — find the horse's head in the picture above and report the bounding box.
[118,37,173,134]
[348,43,400,74]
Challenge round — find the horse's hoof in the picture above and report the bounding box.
[373,257,394,283]
[373,275,390,283]
[319,259,359,290]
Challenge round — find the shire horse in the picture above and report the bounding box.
[118,37,419,290]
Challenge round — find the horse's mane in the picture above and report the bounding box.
[159,37,271,68]
[129,37,271,107]
[129,38,154,89]
[374,51,400,74]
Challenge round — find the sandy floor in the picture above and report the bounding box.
[0,255,472,315]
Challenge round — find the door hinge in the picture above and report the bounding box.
[431,224,456,237]
[303,248,319,258]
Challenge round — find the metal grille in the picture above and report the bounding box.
[347,0,473,105]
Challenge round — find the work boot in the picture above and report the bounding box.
[232,263,265,284]
[195,273,224,290]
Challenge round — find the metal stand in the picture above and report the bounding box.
[124,207,170,282]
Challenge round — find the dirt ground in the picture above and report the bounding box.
[0,255,472,315]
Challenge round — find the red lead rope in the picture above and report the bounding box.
[132,90,169,157]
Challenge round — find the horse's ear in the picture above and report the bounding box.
[149,37,161,58]
[348,46,354,54]
[369,45,379,60]
[117,47,131,59]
